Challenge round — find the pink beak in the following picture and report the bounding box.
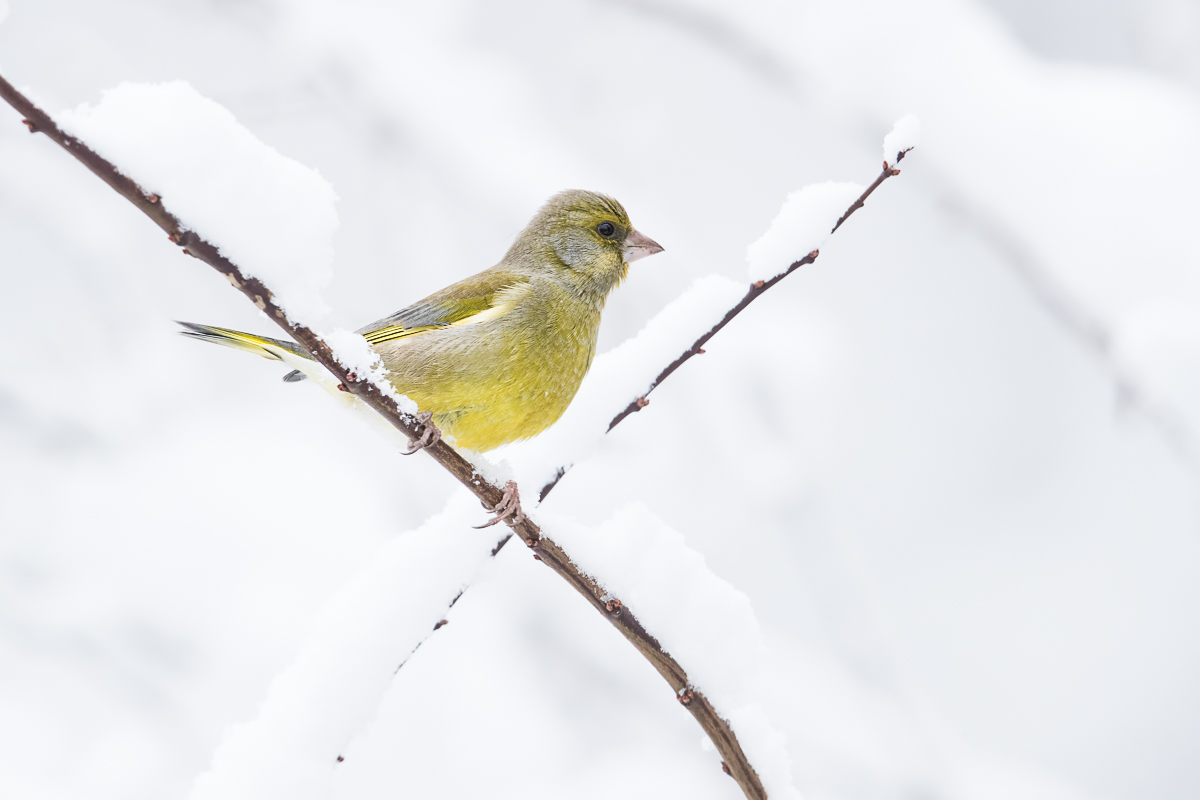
[624,229,665,263]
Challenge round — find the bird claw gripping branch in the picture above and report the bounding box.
[474,480,525,529]
[401,411,442,455]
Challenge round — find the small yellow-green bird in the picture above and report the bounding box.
[179,190,663,454]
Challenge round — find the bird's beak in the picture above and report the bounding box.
[624,229,665,263]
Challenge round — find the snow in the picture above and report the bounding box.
[501,275,747,492]
[883,114,922,165]
[55,81,338,326]
[190,491,506,800]
[745,182,865,284]
[53,82,427,423]
[6,2,1200,800]
[535,503,801,800]
[322,327,419,416]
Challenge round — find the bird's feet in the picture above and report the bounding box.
[401,411,442,455]
[474,480,525,529]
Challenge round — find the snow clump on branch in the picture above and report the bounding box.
[189,492,507,800]
[745,182,864,284]
[56,81,339,325]
[883,113,921,166]
[542,503,802,799]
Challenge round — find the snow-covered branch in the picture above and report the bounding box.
[534,135,916,502]
[0,74,780,800]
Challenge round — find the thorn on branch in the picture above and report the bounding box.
[605,598,623,617]
[636,396,649,408]
[752,280,764,289]
[147,193,160,204]
[524,538,535,547]
[21,118,36,133]
[168,233,182,244]
[721,761,732,776]
[532,554,543,561]
[809,249,819,260]
[697,348,705,354]
[337,382,348,392]
[678,688,694,705]
[182,248,191,256]
[433,619,449,630]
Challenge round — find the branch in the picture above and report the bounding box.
[536,155,908,502]
[0,74,771,799]
[607,159,902,433]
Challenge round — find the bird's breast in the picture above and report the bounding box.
[377,289,602,452]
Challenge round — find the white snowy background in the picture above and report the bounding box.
[2,1,1200,799]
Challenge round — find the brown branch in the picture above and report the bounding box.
[608,155,905,433]
[536,153,908,502]
[0,73,769,799]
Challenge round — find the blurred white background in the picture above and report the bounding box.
[2,1,1199,798]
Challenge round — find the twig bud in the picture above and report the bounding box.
[636,397,649,408]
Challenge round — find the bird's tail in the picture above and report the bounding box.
[176,321,312,382]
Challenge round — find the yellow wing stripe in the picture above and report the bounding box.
[362,325,443,345]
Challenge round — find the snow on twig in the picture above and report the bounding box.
[534,136,916,501]
[57,81,338,326]
[190,494,507,800]
[544,504,802,800]
[0,74,785,799]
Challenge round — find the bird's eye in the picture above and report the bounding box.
[597,222,616,237]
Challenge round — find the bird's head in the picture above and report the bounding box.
[509,190,664,299]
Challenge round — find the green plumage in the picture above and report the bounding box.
[180,190,662,452]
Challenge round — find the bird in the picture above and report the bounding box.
[179,190,663,505]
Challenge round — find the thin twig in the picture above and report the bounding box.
[610,155,903,433]
[537,154,908,501]
[0,73,770,800]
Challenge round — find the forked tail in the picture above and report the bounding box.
[176,321,312,382]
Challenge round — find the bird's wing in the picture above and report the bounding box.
[357,268,530,345]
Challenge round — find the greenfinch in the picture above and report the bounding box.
[180,190,663,453]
